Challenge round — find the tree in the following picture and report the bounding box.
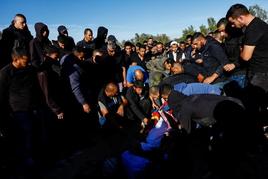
[199,24,208,35]
[179,17,217,40]
[130,33,152,45]
[249,4,268,23]
[129,33,170,45]
[180,25,195,41]
[154,34,170,45]
[207,17,217,33]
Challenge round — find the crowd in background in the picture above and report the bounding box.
[0,3,268,179]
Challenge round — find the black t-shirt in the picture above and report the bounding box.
[244,17,268,73]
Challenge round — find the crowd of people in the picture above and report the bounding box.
[0,3,268,178]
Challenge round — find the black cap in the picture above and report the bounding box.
[107,35,117,43]
[133,80,144,88]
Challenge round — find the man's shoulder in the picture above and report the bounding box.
[0,64,14,80]
[76,40,83,46]
[247,17,268,31]
[0,63,12,73]
[2,26,14,37]
[3,25,13,32]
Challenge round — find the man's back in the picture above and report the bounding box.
[168,90,242,133]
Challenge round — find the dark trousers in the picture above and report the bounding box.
[248,72,268,92]
[10,111,36,177]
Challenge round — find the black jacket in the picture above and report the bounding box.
[0,64,43,113]
[168,90,243,133]
[38,57,63,115]
[200,38,229,77]
[77,39,95,59]
[125,87,149,121]
[159,73,197,87]
[0,24,33,68]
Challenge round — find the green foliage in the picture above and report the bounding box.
[154,34,170,45]
[249,4,268,23]
[122,4,268,44]
[179,25,195,41]
[207,17,217,32]
[199,24,208,36]
[129,33,170,45]
[179,17,217,41]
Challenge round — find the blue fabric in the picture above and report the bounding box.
[141,119,168,151]
[99,116,106,126]
[230,74,246,88]
[121,118,168,178]
[60,54,87,105]
[69,64,86,105]
[121,150,151,179]
[173,82,187,92]
[126,65,148,83]
[174,82,222,96]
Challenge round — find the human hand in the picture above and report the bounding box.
[83,103,91,113]
[117,108,124,117]
[195,59,203,64]
[223,63,235,72]
[57,112,64,120]
[203,76,215,84]
[203,73,218,84]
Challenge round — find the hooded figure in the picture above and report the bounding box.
[57,25,68,36]
[52,25,75,55]
[30,22,51,68]
[93,26,108,49]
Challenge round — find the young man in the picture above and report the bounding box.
[226,4,268,91]
[1,14,33,68]
[0,47,43,177]
[125,80,151,126]
[216,17,246,88]
[37,45,64,120]
[76,28,95,59]
[191,32,229,84]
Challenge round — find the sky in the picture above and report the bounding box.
[1,0,268,43]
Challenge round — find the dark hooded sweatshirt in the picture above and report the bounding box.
[93,26,108,49]
[168,90,243,133]
[30,22,51,68]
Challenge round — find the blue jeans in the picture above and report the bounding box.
[214,75,246,89]
[230,74,246,88]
